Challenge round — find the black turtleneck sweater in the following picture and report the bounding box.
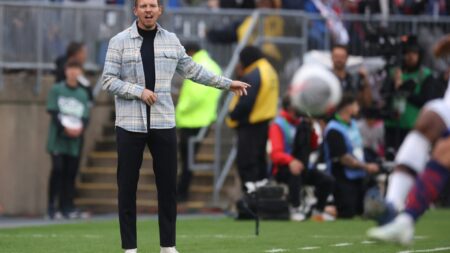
[137,24,157,130]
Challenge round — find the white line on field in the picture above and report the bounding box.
[265,248,289,253]
[397,246,450,253]
[331,242,353,247]
[263,238,388,253]
[298,246,320,250]
[414,235,430,240]
[312,235,364,239]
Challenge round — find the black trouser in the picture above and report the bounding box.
[116,127,177,249]
[384,126,410,153]
[333,177,365,218]
[276,167,334,210]
[48,153,79,213]
[236,121,269,189]
[177,127,201,198]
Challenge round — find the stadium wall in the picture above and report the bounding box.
[0,73,112,216]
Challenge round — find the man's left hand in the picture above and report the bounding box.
[230,80,251,96]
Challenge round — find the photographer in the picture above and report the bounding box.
[381,36,434,152]
[331,45,372,109]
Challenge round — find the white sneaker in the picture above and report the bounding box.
[311,209,335,222]
[160,247,179,253]
[124,249,137,253]
[367,213,415,246]
[289,206,307,221]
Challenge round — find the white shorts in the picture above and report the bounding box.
[424,99,450,129]
[395,99,450,173]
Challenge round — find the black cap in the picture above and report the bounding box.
[184,41,201,54]
[402,35,421,54]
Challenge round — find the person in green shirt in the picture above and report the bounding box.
[382,36,434,152]
[46,61,90,219]
[175,42,222,201]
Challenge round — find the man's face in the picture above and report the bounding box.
[404,51,419,68]
[134,0,162,30]
[349,101,360,117]
[332,48,348,71]
[341,101,360,119]
[65,67,82,87]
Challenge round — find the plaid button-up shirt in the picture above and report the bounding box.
[101,21,232,132]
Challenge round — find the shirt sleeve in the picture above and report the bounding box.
[175,39,231,90]
[82,97,90,120]
[47,86,59,112]
[101,37,144,100]
[269,123,295,166]
[326,129,347,159]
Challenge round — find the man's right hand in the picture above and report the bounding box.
[289,159,304,175]
[364,163,380,174]
[141,89,158,106]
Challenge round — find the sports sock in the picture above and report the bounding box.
[385,171,415,211]
[405,160,450,221]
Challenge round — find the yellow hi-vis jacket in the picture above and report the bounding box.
[227,58,279,128]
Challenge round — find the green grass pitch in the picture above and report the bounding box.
[1,210,450,253]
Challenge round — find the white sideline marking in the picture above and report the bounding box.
[361,240,376,244]
[312,235,364,239]
[397,247,450,253]
[265,249,289,253]
[331,242,353,247]
[298,246,320,250]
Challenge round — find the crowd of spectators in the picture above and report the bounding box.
[169,0,450,16]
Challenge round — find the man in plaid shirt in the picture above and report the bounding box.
[101,0,250,253]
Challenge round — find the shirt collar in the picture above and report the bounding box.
[243,58,266,75]
[334,114,351,126]
[129,20,162,39]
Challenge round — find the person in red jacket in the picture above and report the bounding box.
[269,95,335,221]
